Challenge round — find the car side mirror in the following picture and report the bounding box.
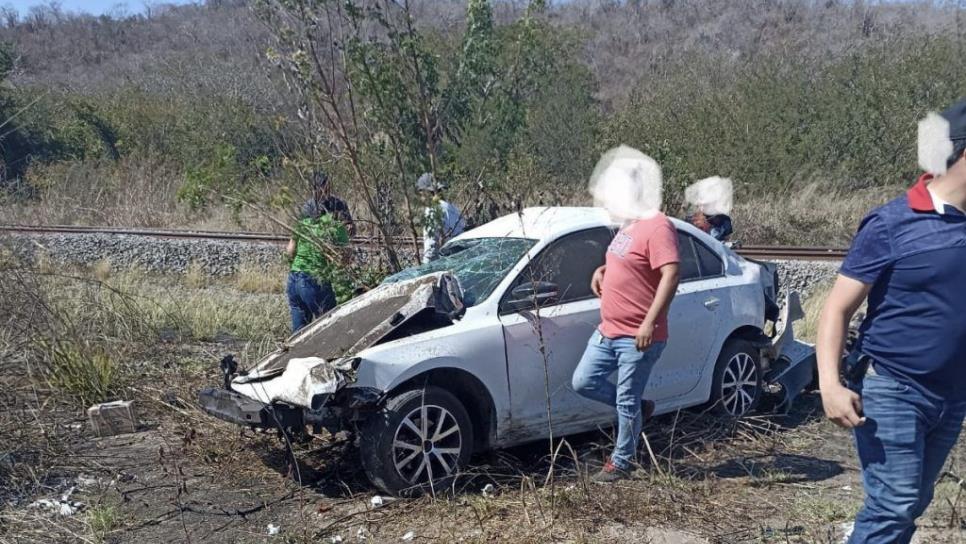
[506,281,560,311]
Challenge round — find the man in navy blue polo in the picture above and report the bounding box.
[817,98,966,543]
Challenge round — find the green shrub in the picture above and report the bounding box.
[604,34,966,206]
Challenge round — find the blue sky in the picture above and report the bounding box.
[6,0,197,17]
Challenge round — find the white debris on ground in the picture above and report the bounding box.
[328,535,344,543]
[644,527,709,544]
[401,530,415,541]
[267,523,281,536]
[75,475,100,488]
[29,487,83,516]
[370,495,385,508]
[481,483,495,497]
[839,521,855,543]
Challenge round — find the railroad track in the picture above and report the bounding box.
[0,224,848,261]
[735,245,847,261]
[0,224,398,246]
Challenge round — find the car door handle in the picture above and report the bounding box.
[703,297,720,310]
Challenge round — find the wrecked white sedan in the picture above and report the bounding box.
[200,207,815,494]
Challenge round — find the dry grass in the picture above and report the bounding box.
[0,157,286,232]
[232,262,286,294]
[734,182,899,247]
[182,260,208,289]
[798,281,833,344]
[101,269,289,343]
[91,258,112,282]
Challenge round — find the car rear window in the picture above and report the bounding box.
[677,230,724,281]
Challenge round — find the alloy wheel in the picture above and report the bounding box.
[392,404,462,485]
[720,352,759,416]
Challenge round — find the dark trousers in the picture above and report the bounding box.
[286,271,336,332]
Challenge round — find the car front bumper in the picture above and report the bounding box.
[199,387,317,429]
[198,384,382,431]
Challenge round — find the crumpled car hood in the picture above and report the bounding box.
[231,272,464,408]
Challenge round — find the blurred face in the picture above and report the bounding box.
[589,147,663,222]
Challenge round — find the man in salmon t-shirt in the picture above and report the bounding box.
[571,211,680,482]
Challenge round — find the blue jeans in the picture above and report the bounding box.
[848,370,966,543]
[571,329,666,470]
[286,271,336,332]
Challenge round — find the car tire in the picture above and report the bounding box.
[360,386,474,496]
[710,339,763,417]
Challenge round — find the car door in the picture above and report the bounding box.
[646,231,725,399]
[498,227,616,438]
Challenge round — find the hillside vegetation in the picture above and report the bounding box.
[0,0,963,250]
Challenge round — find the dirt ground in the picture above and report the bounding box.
[0,265,963,544]
[2,335,964,544]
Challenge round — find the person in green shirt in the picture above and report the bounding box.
[285,172,351,332]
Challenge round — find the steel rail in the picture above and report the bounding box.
[0,224,401,245]
[0,224,847,260]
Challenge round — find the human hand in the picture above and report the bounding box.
[591,267,605,297]
[635,321,655,351]
[821,383,866,428]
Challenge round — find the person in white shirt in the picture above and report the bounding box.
[416,173,465,264]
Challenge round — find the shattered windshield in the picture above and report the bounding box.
[384,238,536,307]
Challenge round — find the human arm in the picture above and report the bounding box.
[286,238,297,261]
[817,213,891,428]
[710,215,733,241]
[635,263,679,351]
[817,275,870,428]
[590,265,606,297]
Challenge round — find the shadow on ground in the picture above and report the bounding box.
[262,390,840,499]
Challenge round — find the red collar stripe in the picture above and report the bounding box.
[908,173,936,212]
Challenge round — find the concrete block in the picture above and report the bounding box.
[87,400,138,437]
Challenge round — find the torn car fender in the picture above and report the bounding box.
[763,291,816,412]
[770,340,816,413]
[353,323,512,435]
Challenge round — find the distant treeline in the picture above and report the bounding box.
[0,0,964,233]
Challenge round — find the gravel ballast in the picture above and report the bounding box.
[6,233,286,276]
[774,259,840,299]
[4,233,841,295]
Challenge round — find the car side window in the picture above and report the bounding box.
[676,231,701,282]
[694,238,724,278]
[677,230,724,282]
[503,227,615,310]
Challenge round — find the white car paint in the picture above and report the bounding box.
[343,207,779,448]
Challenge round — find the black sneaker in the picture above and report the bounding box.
[591,460,630,483]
